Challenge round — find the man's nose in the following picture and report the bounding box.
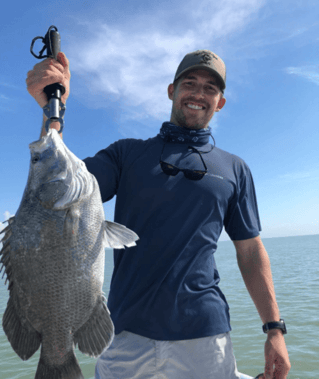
[192,83,205,97]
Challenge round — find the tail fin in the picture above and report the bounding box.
[104,220,139,249]
[35,350,84,379]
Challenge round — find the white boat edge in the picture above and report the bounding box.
[239,373,255,379]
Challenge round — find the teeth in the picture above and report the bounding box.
[187,103,203,110]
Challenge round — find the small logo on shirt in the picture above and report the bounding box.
[207,174,224,180]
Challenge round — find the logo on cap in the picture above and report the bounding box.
[195,51,218,63]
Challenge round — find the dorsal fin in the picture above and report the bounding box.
[0,216,15,288]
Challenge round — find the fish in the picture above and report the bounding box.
[0,128,139,379]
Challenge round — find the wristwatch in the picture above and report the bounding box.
[262,319,287,334]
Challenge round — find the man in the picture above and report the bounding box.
[27,49,291,379]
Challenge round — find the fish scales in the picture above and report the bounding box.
[0,129,139,379]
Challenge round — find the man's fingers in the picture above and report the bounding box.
[264,357,274,379]
[272,358,291,379]
[57,52,70,71]
[26,52,70,108]
[264,333,291,379]
[264,359,290,379]
[26,67,64,108]
[26,67,64,88]
[32,58,65,76]
[27,69,34,78]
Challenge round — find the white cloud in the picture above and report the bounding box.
[0,81,19,90]
[278,169,319,181]
[66,0,264,126]
[0,211,14,230]
[0,93,16,112]
[285,65,319,86]
[4,211,14,220]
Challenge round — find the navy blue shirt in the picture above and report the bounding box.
[83,133,261,341]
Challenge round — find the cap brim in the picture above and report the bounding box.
[174,65,225,91]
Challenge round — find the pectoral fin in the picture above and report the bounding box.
[103,221,139,249]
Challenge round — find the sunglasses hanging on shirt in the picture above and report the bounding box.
[160,144,211,181]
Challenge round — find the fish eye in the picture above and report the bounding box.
[32,154,40,164]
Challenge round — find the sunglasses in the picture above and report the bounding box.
[160,144,208,181]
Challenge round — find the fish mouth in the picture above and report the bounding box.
[29,129,55,153]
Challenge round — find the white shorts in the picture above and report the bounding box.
[95,330,247,379]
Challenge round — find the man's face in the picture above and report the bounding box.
[168,69,226,130]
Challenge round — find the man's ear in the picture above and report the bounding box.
[168,83,175,100]
[216,96,226,112]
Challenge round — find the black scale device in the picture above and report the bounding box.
[30,25,66,133]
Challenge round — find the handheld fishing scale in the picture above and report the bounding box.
[30,25,66,133]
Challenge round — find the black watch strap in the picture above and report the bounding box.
[262,319,287,334]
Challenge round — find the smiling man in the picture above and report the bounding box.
[27,49,291,379]
[168,69,226,129]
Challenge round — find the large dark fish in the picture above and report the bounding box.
[0,129,138,379]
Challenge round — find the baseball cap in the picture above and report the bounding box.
[174,50,226,92]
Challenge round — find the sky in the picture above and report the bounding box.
[0,0,318,241]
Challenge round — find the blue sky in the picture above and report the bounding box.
[1,0,318,241]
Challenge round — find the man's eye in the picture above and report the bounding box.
[207,86,218,94]
[185,81,194,86]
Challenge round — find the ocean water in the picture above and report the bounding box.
[0,234,318,378]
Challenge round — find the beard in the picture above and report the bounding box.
[171,106,210,130]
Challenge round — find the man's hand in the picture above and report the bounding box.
[26,52,70,108]
[262,330,291,378]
